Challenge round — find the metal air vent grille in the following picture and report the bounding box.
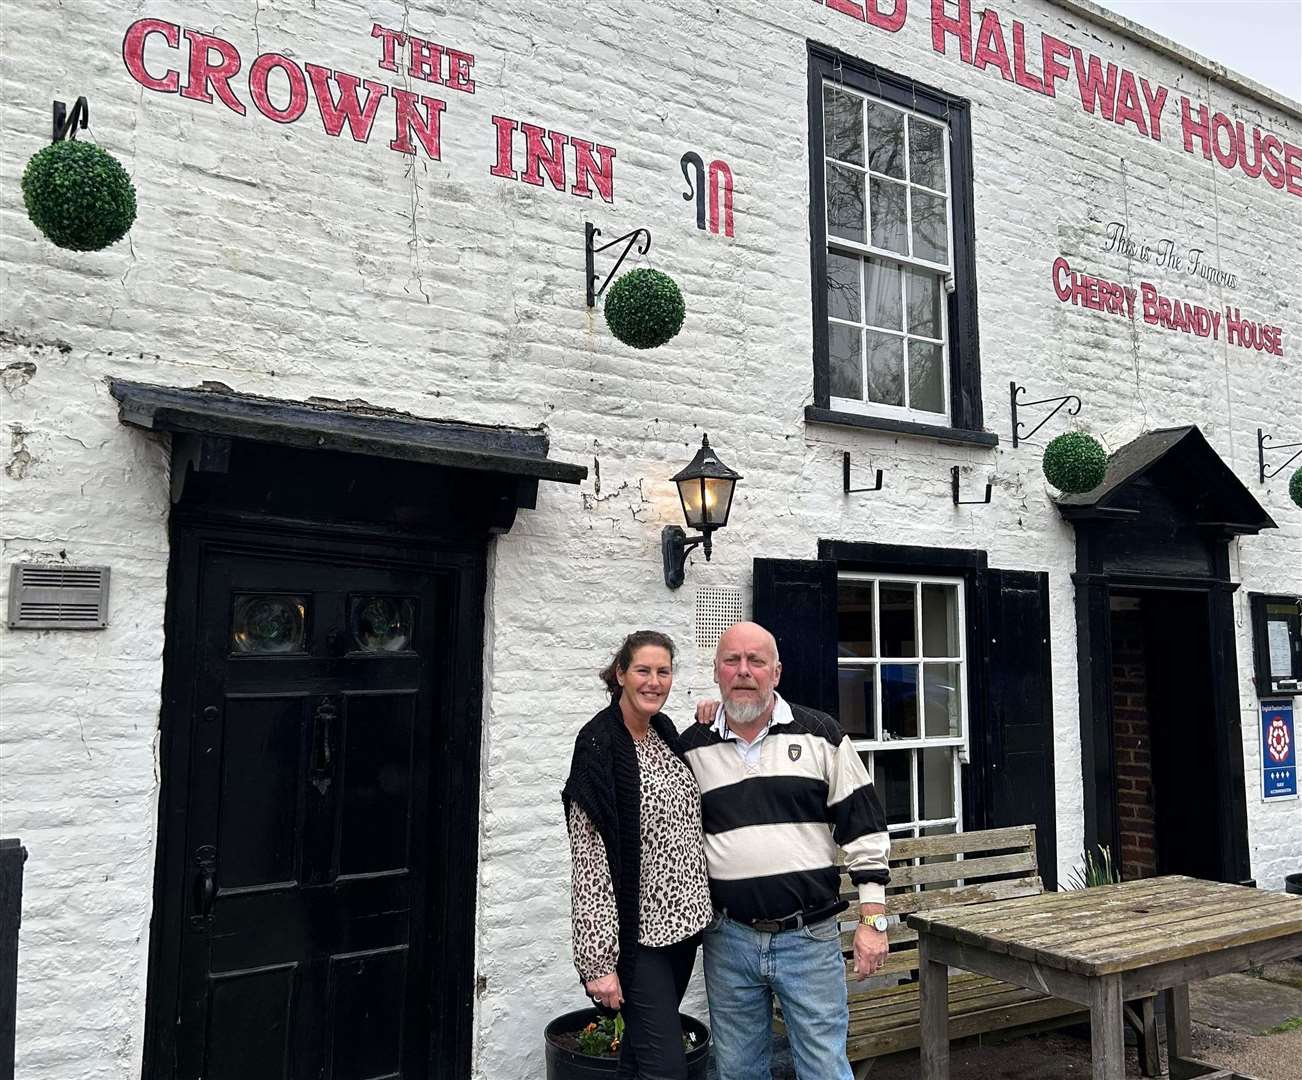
[694,586,744,653]
[8,564,110,629]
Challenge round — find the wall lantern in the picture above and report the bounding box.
[661,435,741,589]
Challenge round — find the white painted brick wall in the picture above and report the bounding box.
[0,2,1298,1078]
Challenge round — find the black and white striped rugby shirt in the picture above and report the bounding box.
[679,692,890,923]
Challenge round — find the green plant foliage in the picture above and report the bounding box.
[1065,845,1119,890]
[576,1014,625,1057]
[22,139,137,251]
[1290,467,1302,509]
[1043,431,1108,494]
[603,268,686,349]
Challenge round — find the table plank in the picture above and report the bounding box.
[907,877,1302,977]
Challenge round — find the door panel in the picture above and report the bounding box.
[170,545,442,1078]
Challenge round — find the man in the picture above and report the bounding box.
[679,621,890,1080]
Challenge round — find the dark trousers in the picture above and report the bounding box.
[616,934,700,1080]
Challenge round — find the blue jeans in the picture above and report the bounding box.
[702,913,852,1080]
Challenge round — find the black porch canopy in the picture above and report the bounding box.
[110,379,587,534]
[1054,425,1275,535]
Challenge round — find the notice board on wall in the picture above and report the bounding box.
[1260,699,1297,801]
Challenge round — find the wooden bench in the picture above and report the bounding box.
[774,825,1160,1078]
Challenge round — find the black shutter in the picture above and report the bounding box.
[981,569,1058,888]
[752,558,838,716]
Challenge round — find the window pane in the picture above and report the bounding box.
[838,579,875,657]
[909,116,946,191]
[232,595,307,654]
[873,749,912,825]
[910,188,948,264]
[827,252,862,322]
[824,86,864,165]
[869,177,907,253]
[866,331,904,407]
[828,323,862,399]
[827,164,866,244]
[921,584,959,657]
[881,664,919,740]
[919,748,954,819]
[864,259,902,330]
[838,667,876,738]
[908,340,944,414]
[879,583,917,656]
[905,267,942,339]
[867,101,905,178]
[923,663,961,737]
[351,596,414,652]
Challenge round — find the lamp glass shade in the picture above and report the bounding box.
[672,436,741,531]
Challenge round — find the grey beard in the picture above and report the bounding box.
[722,691,772,726]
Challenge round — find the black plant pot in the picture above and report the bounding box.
[543,1007,710,1080]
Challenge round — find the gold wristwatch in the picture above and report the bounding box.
[860,913,889,932]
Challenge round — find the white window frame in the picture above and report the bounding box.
[837,571,968,840]
[822,82,956,425]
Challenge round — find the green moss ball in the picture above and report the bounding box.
[603,268,686,349]
[1043,432,1108,494]
[1290,466,1302,509]
[22,139,137,252]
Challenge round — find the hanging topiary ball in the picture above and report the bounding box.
[603,268,685,349]
[22,139,137,252]
[1043,431,1108,494]
[1290,466,1302,509]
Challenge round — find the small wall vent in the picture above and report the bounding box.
[8,564,110,629]
[694,586,745,653]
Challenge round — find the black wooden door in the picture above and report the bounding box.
[980,569,1058,888]
[170,543,444,1079]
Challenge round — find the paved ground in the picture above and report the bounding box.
[757,959,1302,1080]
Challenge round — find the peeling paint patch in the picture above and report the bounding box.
[1,361,37,394]
[6,425,33,479]
[0,328,71,353]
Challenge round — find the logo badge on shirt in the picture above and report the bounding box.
[788,745,802,761]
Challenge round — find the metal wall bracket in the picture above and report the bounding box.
[1257,428,1302,484]
[843,452,883,495]
[52,97,89,142]
[1010,380,1082,448]
[586,221,651,307]
[952,466,992,506]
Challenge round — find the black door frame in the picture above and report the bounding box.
[142,509,487,1079]
[1074,562,1251,885]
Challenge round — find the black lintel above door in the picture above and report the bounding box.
[110,378,587,534]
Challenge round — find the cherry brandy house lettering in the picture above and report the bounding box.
[1052,257,1285,356]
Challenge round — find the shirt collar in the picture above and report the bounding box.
[710,690,793,741]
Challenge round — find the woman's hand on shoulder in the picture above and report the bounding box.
[694,699,720,725]
[584,972,623,1010]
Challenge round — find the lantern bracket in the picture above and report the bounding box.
[662,526,712,590]
[843,452,883,495]
[951,466,992,506]
[1010,380,1082,448]
[1257,428,1302,484]
[52,97,89,143]
[586,221,652,307]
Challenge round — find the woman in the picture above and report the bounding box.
[562,631,713,1080]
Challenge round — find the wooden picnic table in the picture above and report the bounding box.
[909,875,1302,1080]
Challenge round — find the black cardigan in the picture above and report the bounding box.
[561,699,685,989]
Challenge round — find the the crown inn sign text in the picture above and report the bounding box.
[122,19,618,202]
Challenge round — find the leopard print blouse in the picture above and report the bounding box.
[567,726,713,981]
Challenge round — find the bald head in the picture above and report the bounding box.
[715,621,780,667]
[714,621,782,728]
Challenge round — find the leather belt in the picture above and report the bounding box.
[727,902,844,934]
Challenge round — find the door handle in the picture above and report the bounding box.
[192,845,217,924]
[311,697,337,795]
